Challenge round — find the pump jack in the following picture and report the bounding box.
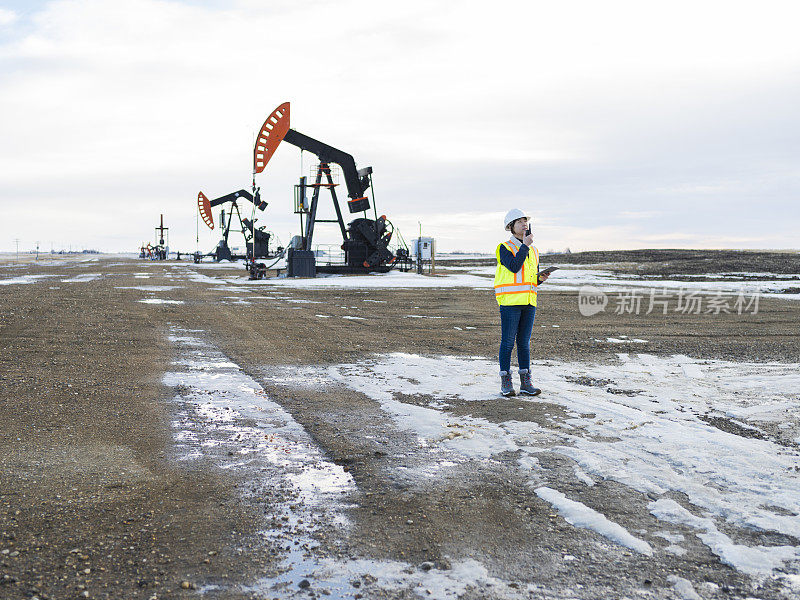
[140,214,169,260]
[252,102,404,276]
[195,188,280,262]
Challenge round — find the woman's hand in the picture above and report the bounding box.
[523,232,533,246]
[538,272,549,284]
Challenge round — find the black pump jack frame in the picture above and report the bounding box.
[282,129,377,252]
[202,189,275,261]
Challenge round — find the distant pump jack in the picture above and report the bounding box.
[195,189,278,263]
[139,214,169,260]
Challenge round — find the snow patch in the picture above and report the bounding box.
[61,273,103,283]
[185,270,231,285]
[116,285,179,291]
[573,466,596,486]
[650,498,800,576]
[181,269,491,289]
[329,357,519,459]
[246,556,537,599]
[535,487,653,555]
[166,332,539,599]
[667,575,702,600]
[138,298,184,304]
[0,274,53,285]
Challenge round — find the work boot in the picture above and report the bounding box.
[500,371,516,397]
[518,368,541,396]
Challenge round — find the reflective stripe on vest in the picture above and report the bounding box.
[494,283,531,294]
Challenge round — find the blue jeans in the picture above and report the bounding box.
[499,304,536,372]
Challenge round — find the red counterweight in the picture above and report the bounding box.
[254,102,290,174]
[198,191,214,230]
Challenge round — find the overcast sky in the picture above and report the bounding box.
[1,0,798,254]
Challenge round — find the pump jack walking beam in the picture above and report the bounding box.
[253,103,372,211]
[283,130,372,205]
[197,189,266,230]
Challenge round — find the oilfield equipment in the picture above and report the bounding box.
[291,162,408,276]
[413,236,436,274]
[195,188,281,262]
[139,214,169,260]
[197,102,410,277]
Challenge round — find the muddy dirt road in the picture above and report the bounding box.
[1,253,799,599]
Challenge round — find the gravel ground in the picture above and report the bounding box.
[1,252,799,599]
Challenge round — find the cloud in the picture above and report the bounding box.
[1,0,799,253]
[0,9,18,26]
[617,211,663,220]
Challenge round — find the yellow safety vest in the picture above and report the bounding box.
[494,238,538,306]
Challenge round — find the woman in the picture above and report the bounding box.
[494,209,549,396]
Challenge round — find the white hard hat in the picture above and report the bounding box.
[503,208,529,230]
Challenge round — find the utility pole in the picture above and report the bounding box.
[13,238,20,262]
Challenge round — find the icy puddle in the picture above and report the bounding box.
[117,285,180,291]
[139,298,184,304]
[327,352,800,583]
[0,274,54,285]
[164,329,355,597]
[60,273,103,283]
